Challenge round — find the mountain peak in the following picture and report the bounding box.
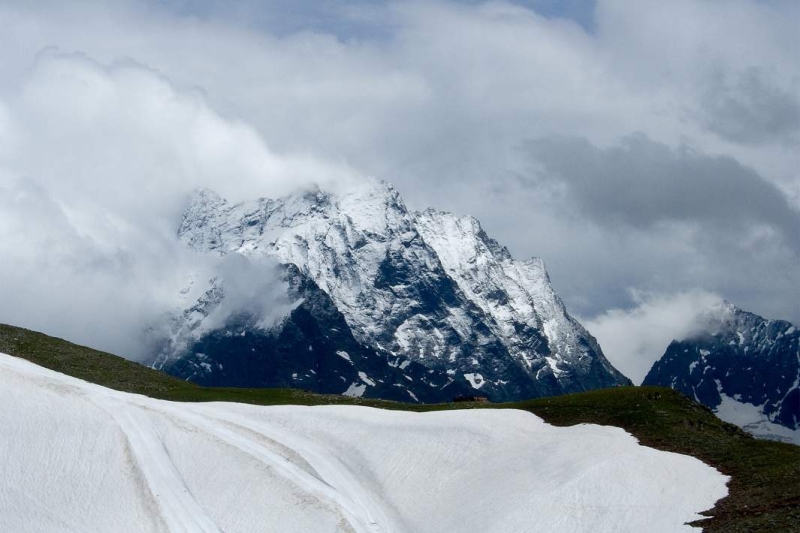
[190,187,225,205]
[644,301,799,440]
[166,179,631,402]
[696,300,783,340]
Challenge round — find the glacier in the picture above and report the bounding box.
[0,351,728,532]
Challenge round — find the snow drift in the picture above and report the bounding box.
[0,352,728,532]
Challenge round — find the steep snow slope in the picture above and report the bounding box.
[166,180,629,401]
[0,351,727,533]
[644,301,799,444]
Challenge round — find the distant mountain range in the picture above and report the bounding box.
[644,301,799,444]
[149,180,630,402]
[145,180,798,443]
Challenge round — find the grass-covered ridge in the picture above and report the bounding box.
[1,323,798,532]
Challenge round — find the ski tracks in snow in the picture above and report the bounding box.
[0,352,730,533]
[91,396,221,533]
[190,404,396,532]
[89,392,388,533]
[0,352,386,532]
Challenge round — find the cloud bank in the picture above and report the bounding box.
[0,51,361,358]
[0,0,797,370]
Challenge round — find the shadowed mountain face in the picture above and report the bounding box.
[644,302,799,439]
[159,264,477,403]
[153,180,630,402]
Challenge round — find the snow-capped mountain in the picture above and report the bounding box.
[643,301,799,444]
[154,180,630,402]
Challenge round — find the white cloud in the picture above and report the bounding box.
[202,254,301,334]
[0,0,797,356]
[13,50,362,217]
[0,51,364,358]
[0,177,200,359]
[583,290,725,385]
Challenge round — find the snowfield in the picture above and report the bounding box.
[0,352,728,533]
[715,392,800,445]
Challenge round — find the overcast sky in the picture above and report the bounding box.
[0,0,797,381]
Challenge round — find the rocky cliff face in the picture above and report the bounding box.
[153,180,630,402]
[644,302,799,442]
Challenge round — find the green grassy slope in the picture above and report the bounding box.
[1,323,798,532]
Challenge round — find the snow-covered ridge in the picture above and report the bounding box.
[414,208,599,371]
[0,351,728,532]
[170,180,629,401]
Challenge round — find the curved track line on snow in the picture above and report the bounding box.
[89,395,222,533]
[0,352,730,533]
[188,404,397,532]
[0,354,384,533]
[0,355,218,533]
[151,401,388,533]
